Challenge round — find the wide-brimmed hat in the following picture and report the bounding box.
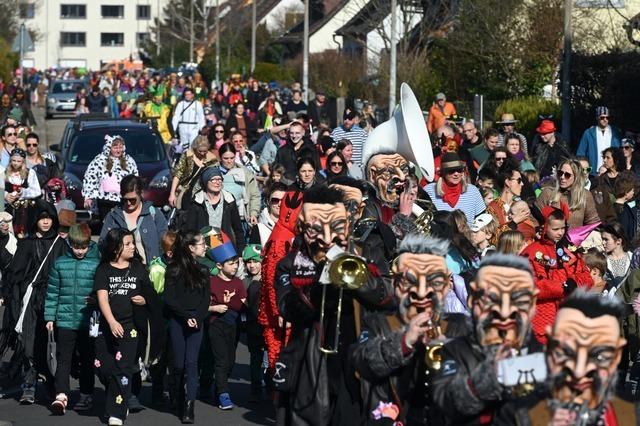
[497,113,518,125]
[536,119,556,134]
[440,152,466,174]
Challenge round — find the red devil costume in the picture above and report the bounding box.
[259,190,304,369]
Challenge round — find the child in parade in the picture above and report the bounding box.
[45,223,100,414]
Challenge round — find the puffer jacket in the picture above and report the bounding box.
[44,242,101,330]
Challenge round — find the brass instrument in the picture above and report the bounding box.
[318,253,370,354]
[424,318,444,371]
[412,199,437,235]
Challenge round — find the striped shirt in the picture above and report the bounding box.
[425,182,487,224]
[331,125,368,165]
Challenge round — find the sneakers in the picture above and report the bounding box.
[128,394,144,412]
[50,393,68,415]
[218,392,234,410]
[19,386,35,404]
[108,417,123,426]
[74,394,93,411]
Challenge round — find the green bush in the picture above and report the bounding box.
[253,62,294,84]
[494,97,561,137]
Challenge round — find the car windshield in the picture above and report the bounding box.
[68,129,166,165]
[52,82,84,94]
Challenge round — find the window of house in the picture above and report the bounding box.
[101,32,124,46]
[61,4,86,18]
[137,5,150,19]
[19,3,35,19]
[60,32,86,47]
[136,32,150,47]
[575,0,624,7]
[101,5,124,18]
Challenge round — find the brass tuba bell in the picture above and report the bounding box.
[318,253,369,354]
[425,343,444,371]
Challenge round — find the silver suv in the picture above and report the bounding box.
[45,79,86,119]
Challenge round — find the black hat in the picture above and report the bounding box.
[440,153,466,174]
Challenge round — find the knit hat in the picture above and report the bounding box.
[201,166,223,186]
[242,244,262,262]
[595,106,609,118]
[68,223,91,246]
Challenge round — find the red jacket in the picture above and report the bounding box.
[521,238,593,344]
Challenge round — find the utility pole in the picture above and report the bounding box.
[189,0,194,63]
[388,0,397,117]
[156,0,161,56]
[302,0,309,103]
[561,0,573,143]
[251,0,257,74]
[215,0,220,88]
[19,24,25,87]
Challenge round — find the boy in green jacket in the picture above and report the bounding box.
[44,223,100,415]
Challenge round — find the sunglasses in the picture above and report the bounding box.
[330,161,344,167]
[122,196,139,204]
[557,171,573,179]
[599,116,609,120]
[26,143,38,147]
[215,130,224,134]
[448,167,465,174]
[495,157,507,161]
[270,197,283,205]
[623,145,633,150]
[5,133,16,137]
[583,166,593,173]
[509,177,523,184]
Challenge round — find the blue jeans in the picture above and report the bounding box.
[169,315,203,401]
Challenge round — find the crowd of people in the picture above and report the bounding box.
[0,67,638,426]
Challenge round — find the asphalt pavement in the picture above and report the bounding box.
[0,107,276,425]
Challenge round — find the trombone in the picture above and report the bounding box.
[318,199,370,354]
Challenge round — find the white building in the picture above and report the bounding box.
[19,0,170,70]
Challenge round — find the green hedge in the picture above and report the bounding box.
[494,97,562,137]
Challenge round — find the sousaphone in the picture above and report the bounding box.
[361,83,435,182]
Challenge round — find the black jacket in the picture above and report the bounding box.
[274,138,321,181]
[178,190,245,253]
[431,333,544,425]
[274,246,392,425]
[351,312,471,425]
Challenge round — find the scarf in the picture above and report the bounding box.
[442,179,463,208]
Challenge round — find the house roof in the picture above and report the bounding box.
[335,0,391,38]
[276,0,351,45]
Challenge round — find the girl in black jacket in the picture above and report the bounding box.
[163,229,210,423]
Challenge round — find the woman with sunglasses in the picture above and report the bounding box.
[169,135,218,210]
[24,133,59,188]
[487,164,526,228]
[210,123,227,151]
[621,138,640,177]
[100,175,169,266]
[536,159,600,230]
[320,151,348,180]
[425,152,486,224]
[250,181,287,246]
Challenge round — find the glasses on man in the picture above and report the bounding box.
[270,197,283,205]
[599,116,609,120]
[557,171,573,179]
[5,133,16,137]
[26,143,38,148]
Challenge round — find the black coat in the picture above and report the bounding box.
[178,191,245,253]
[274,138,321,181]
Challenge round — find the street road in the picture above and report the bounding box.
[0,107,276,425]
